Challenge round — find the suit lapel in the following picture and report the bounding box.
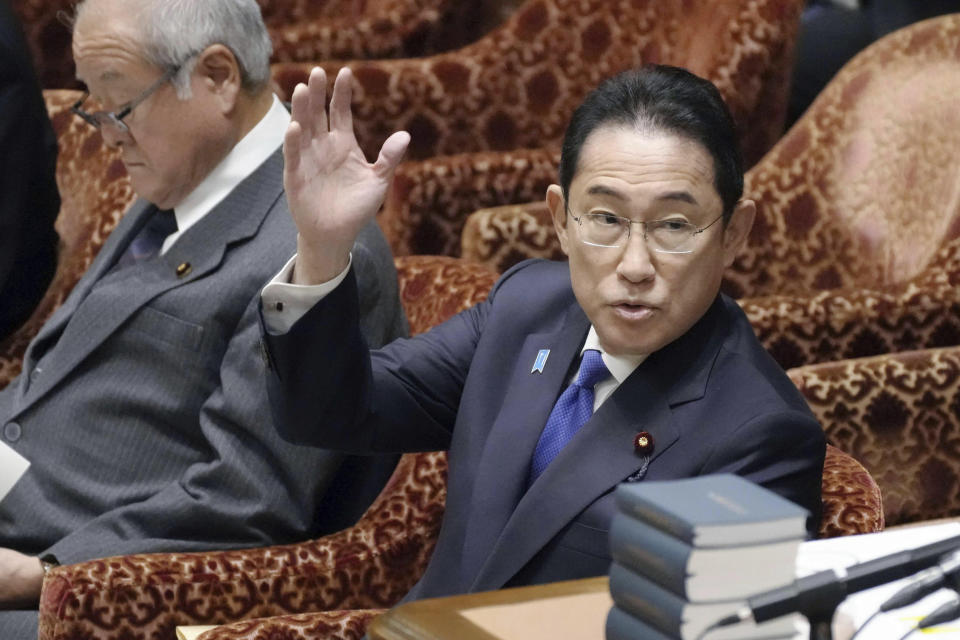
[470,296,731,591]
[20,199,156,377]
[14,150,284,413]
[458,302,589,581]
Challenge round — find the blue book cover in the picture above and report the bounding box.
[614,474,809,547]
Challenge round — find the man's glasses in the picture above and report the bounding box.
[71,65,180,134]
[570,210,724,254]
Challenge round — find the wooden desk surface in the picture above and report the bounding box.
[368,577,611,640]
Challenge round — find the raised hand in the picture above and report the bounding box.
[283,67,410,285]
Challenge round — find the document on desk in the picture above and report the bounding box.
[461,591,613,640]
[798,522,960,640]
[0,440,29,502]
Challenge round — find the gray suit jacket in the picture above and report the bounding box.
[0,148,405,595]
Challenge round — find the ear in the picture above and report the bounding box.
[721,199,755,268]
[194,44,242,113]
[546,184,570,256]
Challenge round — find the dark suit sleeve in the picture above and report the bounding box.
[265,264,498,454]
[42,294,360,562]
[699,409,826,536]
[352,220,409,347]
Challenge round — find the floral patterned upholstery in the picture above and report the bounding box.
[39,441,881,640]
[36,256,497,640]
[266,0,486,63]
[820,444,884,538]
[382,148,562,257]
[790,346,960,528]
[272,0,803,167]
[0,90,135,391]
[198,610,382,640]
[323,0,805,258]
[460,15,960,370]
[461,199,558,272]
[10,0,484,90]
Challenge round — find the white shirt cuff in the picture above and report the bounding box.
[261,253,353,334]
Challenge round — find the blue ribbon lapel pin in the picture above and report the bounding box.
[531,349,550,374]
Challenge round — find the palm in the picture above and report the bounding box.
[283,68,409,279]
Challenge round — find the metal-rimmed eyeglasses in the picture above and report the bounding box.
[71,64,181,134]
[570,211,724,254]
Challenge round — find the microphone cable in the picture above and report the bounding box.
[851,550,960,640]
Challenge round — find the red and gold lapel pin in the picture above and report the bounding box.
[634,431,654,455]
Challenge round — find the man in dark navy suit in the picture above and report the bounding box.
[0,0,60,340]
[262,65,826,599]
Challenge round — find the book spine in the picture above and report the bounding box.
[615,484,696,543]
[609,512,692,597]
[606,604,678,640]
[609,562,687,637]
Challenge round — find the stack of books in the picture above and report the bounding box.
[605,474,810,640]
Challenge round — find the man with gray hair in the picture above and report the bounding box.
[0,0,406,634]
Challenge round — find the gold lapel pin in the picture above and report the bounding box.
[176,262,192,278]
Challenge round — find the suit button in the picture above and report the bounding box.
[4,422,22,442]
[29,368,41,382]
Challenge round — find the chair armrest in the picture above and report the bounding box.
[197,609,383,640]
[38,452,447,640]
[381,148,560,257]
[789,348,960,527]
[818,445,884,538]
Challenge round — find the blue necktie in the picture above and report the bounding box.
[115,208,177,269]
[529,349,610,482]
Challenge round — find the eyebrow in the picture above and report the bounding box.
[655,191,699,205]
[586,184,627,199]
[585,185,700,206]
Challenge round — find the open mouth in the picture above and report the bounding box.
[612,303,655,321]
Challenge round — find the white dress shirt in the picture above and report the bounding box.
[161,95,291,254]
[579,327,647,410]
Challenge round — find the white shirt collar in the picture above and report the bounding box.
[162,95,290,252]
[581,325,647,384]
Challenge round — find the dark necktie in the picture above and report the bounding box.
[114,208,177,269]
[529,349,610,482]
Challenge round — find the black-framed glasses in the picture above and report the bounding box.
[71,64,181,134]
[569,210,724,254]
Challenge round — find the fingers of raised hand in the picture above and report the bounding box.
[307,66,328,137]
[373,130,411,180]
[329,67,354,133]
[282,120,303,181]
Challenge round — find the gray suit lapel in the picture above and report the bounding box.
[14,150,284,413]
[21,199,156,375]
[470,296,730,591]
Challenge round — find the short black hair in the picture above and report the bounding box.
[559,65,743,221]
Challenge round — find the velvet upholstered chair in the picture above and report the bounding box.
[270,0,807,258]
[460,14,960,372]
[0,90,135,391]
